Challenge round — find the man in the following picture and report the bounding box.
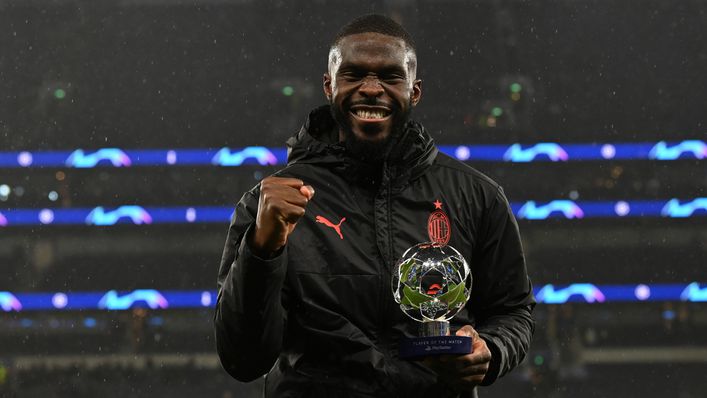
[215,14,535,397]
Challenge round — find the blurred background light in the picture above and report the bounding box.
[53,88,66,100]
[282,85,294,96]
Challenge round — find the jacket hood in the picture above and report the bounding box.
[285,105,438,189]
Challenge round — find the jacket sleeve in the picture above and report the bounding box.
[213,187,289,382]
[470,186,536,386]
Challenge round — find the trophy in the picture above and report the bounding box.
[392,242,472,359]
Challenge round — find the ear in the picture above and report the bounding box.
[323,73,332,101]
[411,79,422,107]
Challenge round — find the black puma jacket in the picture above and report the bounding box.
[214,106,535,397]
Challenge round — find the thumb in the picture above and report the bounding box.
[456,325,477,339]
[300,185,315,200]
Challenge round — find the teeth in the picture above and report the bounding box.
[355,110,387,119]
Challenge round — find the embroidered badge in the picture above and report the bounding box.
[428,200,451,245]
[315,215,346,240]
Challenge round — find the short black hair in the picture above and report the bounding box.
[331,14,416,53]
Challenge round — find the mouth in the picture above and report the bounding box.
[349,106,392,122]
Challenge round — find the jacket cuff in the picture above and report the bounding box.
[221,225,288,320]
[238,225,287,275]
[478,333,503,386]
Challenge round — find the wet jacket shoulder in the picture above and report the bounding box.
[214,106,535,397]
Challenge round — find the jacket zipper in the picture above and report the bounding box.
[378,168,395,338]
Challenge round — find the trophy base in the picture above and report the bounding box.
[399,335,472,360]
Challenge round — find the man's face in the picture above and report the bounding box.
[324,32,422,155]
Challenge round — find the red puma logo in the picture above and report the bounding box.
[315,215,346,240]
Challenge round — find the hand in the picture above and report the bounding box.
[251,176,314,257]
[423,325,492,391]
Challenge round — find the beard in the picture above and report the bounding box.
[330,99,412,164]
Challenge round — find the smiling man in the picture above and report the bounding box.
[325,28,421,162]
[215,14,535,398]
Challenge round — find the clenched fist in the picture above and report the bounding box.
[250,176,314,258]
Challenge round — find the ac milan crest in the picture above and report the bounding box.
[428,200,451,245]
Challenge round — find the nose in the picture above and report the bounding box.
[358,76,384,98]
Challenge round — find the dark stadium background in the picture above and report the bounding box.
[1,1,705,396]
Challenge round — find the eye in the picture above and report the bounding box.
[382,73,406,83]
[338,71,363,82]
[385,76,405,83]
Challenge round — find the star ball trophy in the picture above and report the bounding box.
[392,242,472,359]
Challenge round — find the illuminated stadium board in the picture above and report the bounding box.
[1,283,706,313]
[0,199,706,227]
[0,140,705,168]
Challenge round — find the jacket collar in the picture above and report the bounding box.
[286,105,438,190]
